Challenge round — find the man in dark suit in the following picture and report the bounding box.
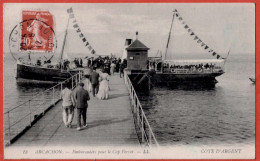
[74,82,90,131]
[89,67,99,97]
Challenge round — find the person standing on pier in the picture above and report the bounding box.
[75,82,90,131]
[96,69,110,100]
[119,63,125,78]
[110,61,116,76]
[89,67,99,97]
[60,83,75,128]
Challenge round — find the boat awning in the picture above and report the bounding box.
[164,59,225,65]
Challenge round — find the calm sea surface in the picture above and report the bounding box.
[4,57,54,110]
[4,54,255,146]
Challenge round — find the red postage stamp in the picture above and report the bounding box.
[21,10,54,52]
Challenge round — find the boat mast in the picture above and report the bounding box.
[60,15,70,69]
[164,11,176,60]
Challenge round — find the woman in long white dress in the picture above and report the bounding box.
[82,67,93,92]
[96,70,110,100]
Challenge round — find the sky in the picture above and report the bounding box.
[3,3,255,59]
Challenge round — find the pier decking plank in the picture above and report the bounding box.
[7,73,139,147]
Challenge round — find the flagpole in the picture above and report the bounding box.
[164,10,176,60]
[60,12,70,71]
[223,48,231,67]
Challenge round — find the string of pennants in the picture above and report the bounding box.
[174,9,224,59]
[67,8,96,54]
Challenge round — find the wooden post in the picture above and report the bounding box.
[141,113,144,143]
[72,76,74,89]
[29,100,31,126]
[76,74,79,86]
[148,75,150,92]
[137,104,140,126]
[53,87,55,106]
[7,112,11,145]
[131,88,134,105]
[133,96,136,112]
[149,129,152,146]
[79,71,81,81]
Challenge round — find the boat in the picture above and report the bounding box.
[150,9,226,83]
[249,78,255,83]
[16,62,80,83]
[10,9,95,83]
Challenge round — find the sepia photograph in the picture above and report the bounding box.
[3,3,255,159]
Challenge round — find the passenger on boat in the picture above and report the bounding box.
[17,57,24,64]
[79,58,83,67]
[36,58,42,66]
[63,59,70,70]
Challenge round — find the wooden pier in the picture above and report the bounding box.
[5,73,139,147]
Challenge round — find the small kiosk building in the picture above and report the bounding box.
[126,39,149,70]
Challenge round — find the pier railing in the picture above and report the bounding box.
[4,72,83,146]
[124,73,159,147]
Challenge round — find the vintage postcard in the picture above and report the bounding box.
[2,2,255,159]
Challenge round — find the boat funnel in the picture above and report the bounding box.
[122,39,133,60]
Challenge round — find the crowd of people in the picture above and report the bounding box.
[162,63,217,73]
[60,56,127,131]
[84,56,127,75]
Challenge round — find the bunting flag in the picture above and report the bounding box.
[67,8,73,14]
[73,24,79,28]
[79,33,84,38]
[67,7,96,54]
[194,36,199,40]
[174,9,223,59]
[91,49,96,54]
[69,14,75,18]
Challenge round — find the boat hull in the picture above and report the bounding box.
[128,71,224,88]
[154,72,224,83]
[16,63,79,82]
